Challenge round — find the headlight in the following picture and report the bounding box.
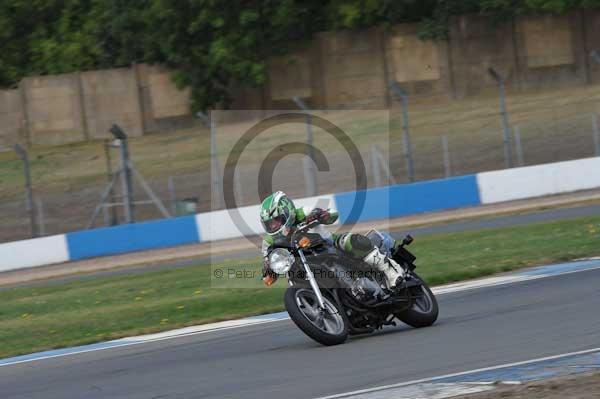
[269,248,295,274]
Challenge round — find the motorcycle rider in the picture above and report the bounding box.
[260,191,404,288]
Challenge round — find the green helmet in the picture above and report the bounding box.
[260,191,296,236]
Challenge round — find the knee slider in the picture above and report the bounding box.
[350,234,373,252]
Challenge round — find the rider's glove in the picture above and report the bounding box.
[307,208,329,224]
[262,257,278,286]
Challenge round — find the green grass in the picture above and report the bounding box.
[1,216,599,358]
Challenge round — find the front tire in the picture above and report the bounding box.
[284,287,348,346]
[396,274,439,328]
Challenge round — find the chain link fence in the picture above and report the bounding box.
[1,79,600,244]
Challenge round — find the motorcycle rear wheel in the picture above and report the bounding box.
[285,287,348,346]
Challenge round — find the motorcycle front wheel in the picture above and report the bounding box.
[395,273,439,328]
[284,287,348,346]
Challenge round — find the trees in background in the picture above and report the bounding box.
[0,1,147,87]
[1,0,598,110]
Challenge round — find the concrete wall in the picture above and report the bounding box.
[1,11,599,146]
[136,64,192,133]
[514,13,588,90]
[21,73,87,145]
[317,28,388,108]
[268,50,312,103]
[81,68,144,139]
[521,15,574,68]
[448,15,518,97]
[384,23,451,99]
[0,89,23,149]
[0,65,192,146]
[137,64,182,133]
[271,11,600,105]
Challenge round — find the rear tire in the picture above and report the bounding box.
[285,287,348,346]
[396,274,439,328]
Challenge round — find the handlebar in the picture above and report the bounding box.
[295,220,319,232]
[290,220,319,249]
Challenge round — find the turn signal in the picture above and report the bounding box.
[298,237,311,248]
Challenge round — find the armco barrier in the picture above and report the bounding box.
[477,157,600,204]
[195,194,337,241]
[0,235,69,272]
[334,175,481,224]
[66,215,199,261]
[0,157,598,271]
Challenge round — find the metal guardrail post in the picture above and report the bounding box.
[197,112,224,209]
[13,144,38,237]
[234,170,244,207]
[36,198,46,236]
[103,140,119,225]
[168,176,177,215]
[590,49,600,65]
[590,52,600,157]
[513,126,524,167]
[110,125,135,223]
[441,135,451,177]
[370,145,382,187]
[390,82,415,182]
[488,67,513,169]
[592,114,600,157]
[292,97,318,197]
[371,145,397,186]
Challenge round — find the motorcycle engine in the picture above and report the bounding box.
[351,277,384,302]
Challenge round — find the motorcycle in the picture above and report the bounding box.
[266,221,438,345]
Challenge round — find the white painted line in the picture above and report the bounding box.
[432,275,527,295]
[433,262,600,295]
[119,316,282,342]
[0,317,284,368]
[338,382,494,399]
[313,347,600,399]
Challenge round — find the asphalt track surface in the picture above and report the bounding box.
[5,202,600,290]
[2,266,599,399]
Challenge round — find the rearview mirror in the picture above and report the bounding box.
[402,235,414,246]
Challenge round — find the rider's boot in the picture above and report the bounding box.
[362,248,405,289]
[337,233,406,289]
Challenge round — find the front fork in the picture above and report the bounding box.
[297,249,330,312]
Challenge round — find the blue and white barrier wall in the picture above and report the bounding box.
[195,195,338,241]
[476,157,600,203]
[0,235,70,273]
[1,157,599,272]
[334,174,481,224]
[66,215,199,261]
